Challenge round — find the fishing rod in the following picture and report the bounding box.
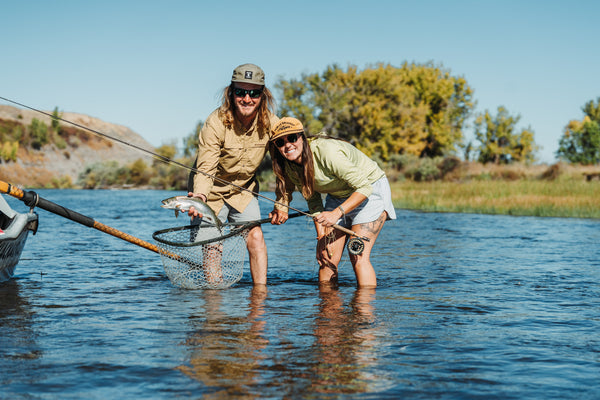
[0,180,162,254]
[0,96,369,244]
[0,179,303,259]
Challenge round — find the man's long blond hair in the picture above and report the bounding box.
[217,84,276,135]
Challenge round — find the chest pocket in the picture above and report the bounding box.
[220,135,268,177]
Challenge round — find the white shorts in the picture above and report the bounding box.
[324,177,396,228]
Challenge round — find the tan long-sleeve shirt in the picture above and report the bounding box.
[190,109,279,214]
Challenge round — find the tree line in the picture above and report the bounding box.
[276,62,598,165]
[3,62,599,189]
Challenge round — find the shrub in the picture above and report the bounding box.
[30,118,49,149]
[497,168,524,181]
[12,124,24,142]
[388,153,418,171]
[77,160,123,188]
[406,158,440,181]
[437,156,461,178]
[541,163,562,180]
[1,141,18,162]
[54,136,67,150]
[50,176,73,189]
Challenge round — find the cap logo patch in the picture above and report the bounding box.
[244,71,253,79]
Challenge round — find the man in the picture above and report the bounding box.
[188,63,279,285]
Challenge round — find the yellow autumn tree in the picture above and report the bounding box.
[276,62,474,160]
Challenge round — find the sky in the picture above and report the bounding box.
[2,0,599,164]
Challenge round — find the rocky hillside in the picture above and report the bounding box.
[0,105,156,188]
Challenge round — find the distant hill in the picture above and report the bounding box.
[0,105,155,188]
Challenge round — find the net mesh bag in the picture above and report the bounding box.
[152,223,249,289]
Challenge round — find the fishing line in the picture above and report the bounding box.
[0,96,368,243]
[0,96,304,213]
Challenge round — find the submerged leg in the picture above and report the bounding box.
[317,229,346,285]
[202,242,224,284]
[246,225,267,285]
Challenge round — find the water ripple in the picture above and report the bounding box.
[1,192,599,399]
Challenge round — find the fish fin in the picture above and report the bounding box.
[175,210,179,218]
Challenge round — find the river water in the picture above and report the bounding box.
[1,189,598,399]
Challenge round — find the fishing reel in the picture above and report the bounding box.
[347,237,365,255]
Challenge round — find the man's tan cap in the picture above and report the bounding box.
[231,63,265,85]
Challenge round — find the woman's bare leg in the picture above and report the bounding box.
[349,212,388,288]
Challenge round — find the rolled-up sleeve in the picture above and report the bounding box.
[306,192,324,214]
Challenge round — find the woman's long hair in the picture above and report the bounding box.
[218,84,276,134]
[269,133,316,200]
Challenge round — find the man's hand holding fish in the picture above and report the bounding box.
[185,192,207,220]
[161,194,222,230]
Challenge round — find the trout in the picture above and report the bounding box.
[161,196,222,229]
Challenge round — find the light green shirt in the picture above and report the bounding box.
[276,137,385,214]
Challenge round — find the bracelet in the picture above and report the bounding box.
[337,205,345,219]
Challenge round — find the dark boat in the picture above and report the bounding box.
[0,195,38,282]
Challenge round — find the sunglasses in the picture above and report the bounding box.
[233,87,263,98]
[274,133,300,148]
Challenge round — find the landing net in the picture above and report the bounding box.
[152,223,251,289]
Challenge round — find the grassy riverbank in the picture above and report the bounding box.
[389,163,600,219]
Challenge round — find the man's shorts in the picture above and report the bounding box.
[215,196,262,224]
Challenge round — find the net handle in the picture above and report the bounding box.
[0,179,162,254]
[152,212,305,247]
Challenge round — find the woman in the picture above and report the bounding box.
[269,117,396,287]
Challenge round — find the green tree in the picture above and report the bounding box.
[275,62,475,160]
[582,97,600,123]
[557,116,600,164]
[556,98,600,165]
[129,158,149,185]
[182,121,202,157]
[51,107,62,131]
[277,76,322,134]
[474,106,538,164]
[153,143,177,167]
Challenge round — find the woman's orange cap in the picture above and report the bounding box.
[271,117,304,141]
